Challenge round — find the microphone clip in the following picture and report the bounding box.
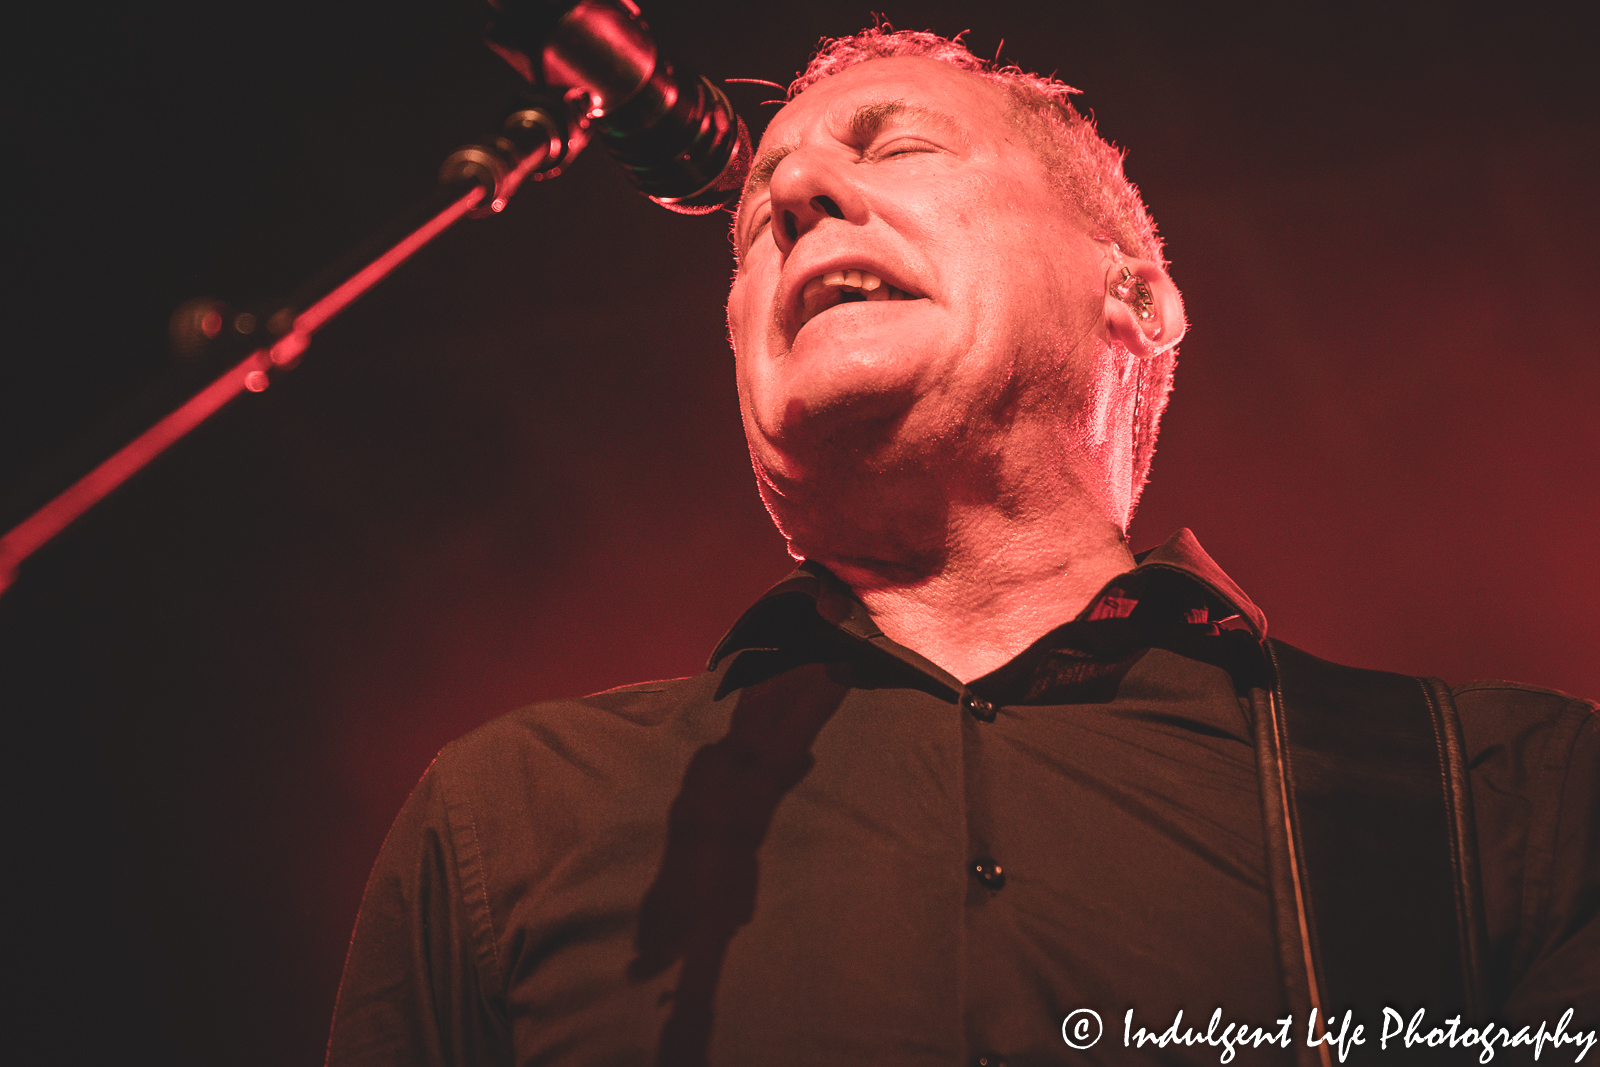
[439,89,594,218]
[484,0,752,213]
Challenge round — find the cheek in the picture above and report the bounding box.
[726,274,750,350]
[726,276,770,417]
[727,260,777,352]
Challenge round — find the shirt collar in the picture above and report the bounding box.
[1130,527,1268,638]
[708,528,1267,672]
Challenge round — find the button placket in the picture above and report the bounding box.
[961,692,996,723]
[970,857,1006,890]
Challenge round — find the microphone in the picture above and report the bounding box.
[484,0,752,213]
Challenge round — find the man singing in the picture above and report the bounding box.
[326,25,1596,1065]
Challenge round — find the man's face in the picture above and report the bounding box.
[728,57,1116,490]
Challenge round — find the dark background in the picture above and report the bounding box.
[4,0,1596,1062]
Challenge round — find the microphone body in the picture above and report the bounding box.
[486,0,752,213]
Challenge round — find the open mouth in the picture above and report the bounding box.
[797,269,923,328]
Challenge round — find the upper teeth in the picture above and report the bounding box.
[823,269,881,292]
[795,269,917,325]
[801,268,914,312]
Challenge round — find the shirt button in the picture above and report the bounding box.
[973,1056,1008,1067]
[962,692,996,723]
[971,858,1006,890]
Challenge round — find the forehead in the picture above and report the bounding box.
[758,56,1013,152]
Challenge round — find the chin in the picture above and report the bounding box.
[766,382,918,456]
[769,343,935,425]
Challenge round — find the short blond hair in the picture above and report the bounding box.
[790,25,1165,267]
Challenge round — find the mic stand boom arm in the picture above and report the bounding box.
[1,0,752,595]
[0,93,589,595]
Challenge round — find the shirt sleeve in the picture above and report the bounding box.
[1502,698,1600,1026]
[1461,683,1600,1028]
[326,751,512,1067]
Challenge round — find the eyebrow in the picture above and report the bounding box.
[745,143,796,192]
[742,100,966,193]
[848,100,960,142]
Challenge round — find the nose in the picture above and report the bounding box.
[766,148,867,257]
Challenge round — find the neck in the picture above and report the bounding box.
[768,446,1137,683]
[828,517,1133,684]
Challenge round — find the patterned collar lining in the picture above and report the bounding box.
[708,528,1268,705]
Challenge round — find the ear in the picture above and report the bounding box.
[1103,254,1186,357]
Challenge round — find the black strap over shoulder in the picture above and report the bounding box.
[1254,639,1489,1062]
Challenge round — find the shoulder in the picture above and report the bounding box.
[1451,679,1597,769]
[1450,681,1599,1019]
[415,670,733,825]
[446,669,722,751]
[1452,678,1596,716]
[1450,678,1596,852]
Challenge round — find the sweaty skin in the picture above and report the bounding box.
[727,57,1184,681]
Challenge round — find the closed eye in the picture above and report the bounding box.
[870,137,940,161]
[738,205,772,255]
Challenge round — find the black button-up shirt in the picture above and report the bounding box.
[326,530,1597,1065]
